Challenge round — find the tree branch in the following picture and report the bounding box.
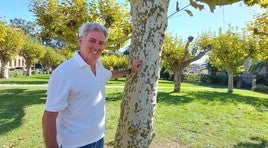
[189,44,211,62]
[105,34,132,48]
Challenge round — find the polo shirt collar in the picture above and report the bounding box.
[73,51,100,68]
[74,51,88,68]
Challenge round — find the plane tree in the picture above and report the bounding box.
[30,0,131,50]
[20,35,45,76]
[0,21,25,79]
[162,33,212,92]
[208,27,259,93]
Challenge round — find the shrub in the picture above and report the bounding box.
[256,74,268,86]
[183,73,200,83]
[9,69,25,77]
[252,84,268,94]
[160,66,173,81]
[201,72,228,85]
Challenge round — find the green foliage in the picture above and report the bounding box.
[0,23,25,62]
[189,0,241,12]
[0,22,26,78]
[101,54,128,71]
[249,60,268,74]
[201,73,228,85]
[162,33,186,65]
[8,69,25,77]
[244,0,268,8]
[9,19,40,37]
[20,35,45,69]
[183,72,200,83]
[247,10,268,60]
[188,0,267,13]
[30,0,131,49]
[252,84,268,94]
[160,66,174,81]
[256,74,268,86]
[61,44,76,59]
[209,27,247,74]
[0,21,8,42]
[40,47,66,71]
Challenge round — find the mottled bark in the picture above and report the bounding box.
[114,0,169,147]
[173,68,183,92]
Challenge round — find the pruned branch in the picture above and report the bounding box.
[190,44,211,62]
[183,36,194,55]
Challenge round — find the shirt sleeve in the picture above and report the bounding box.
[98,60,112,83]
[104,68,112,82]
[45,69,70,112]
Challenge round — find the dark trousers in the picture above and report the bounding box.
[60,138,104,148]
[78,138,104,148]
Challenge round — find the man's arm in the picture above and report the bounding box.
[111,59,142,79]
[42,111,58,148]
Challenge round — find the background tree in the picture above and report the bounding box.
[101,54,128,71]
[30,0,131,50]
[0,22,25,79]
[208,27,255,93]
[40,47,65,73]
[9,18,40,38]
[162,33,211,92]
[247,10,268,74]
[0,21,7,42]
[20,35,45,76]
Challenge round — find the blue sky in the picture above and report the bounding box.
[0,0,264,38]
[0,0,265,63]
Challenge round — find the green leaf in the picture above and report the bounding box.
[185,10,193,17]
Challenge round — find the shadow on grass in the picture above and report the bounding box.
[233,137,268,148]
[0,88,46,135]
[157,91,268,111]
[106,92,123,101]
[107,78,126,85]
[192,82,227,89]
[0,80,48,84]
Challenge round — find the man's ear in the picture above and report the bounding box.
[78,37,83,44]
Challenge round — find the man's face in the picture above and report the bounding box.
[78,30,106,65]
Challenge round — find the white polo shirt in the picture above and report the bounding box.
[45,51,112,148]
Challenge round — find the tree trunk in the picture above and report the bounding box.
[174,69,183,92]
[114,0,169,147]
[26,63,32,77]
[0,60,9,79]
[227,70,234,93]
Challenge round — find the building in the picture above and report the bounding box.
[0,56,26,70]
[186,63,208,74]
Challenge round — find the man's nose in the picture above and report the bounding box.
[93,43,101,49]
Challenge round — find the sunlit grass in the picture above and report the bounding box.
[0,74,267,147]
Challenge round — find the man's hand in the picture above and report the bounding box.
[130,59,143,73]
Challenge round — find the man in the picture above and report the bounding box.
[42,22,142,148]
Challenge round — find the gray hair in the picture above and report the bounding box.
[78,22,108,39]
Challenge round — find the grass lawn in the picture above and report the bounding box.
[0,74,267,148]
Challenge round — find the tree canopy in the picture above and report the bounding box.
[30,0,131,50]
